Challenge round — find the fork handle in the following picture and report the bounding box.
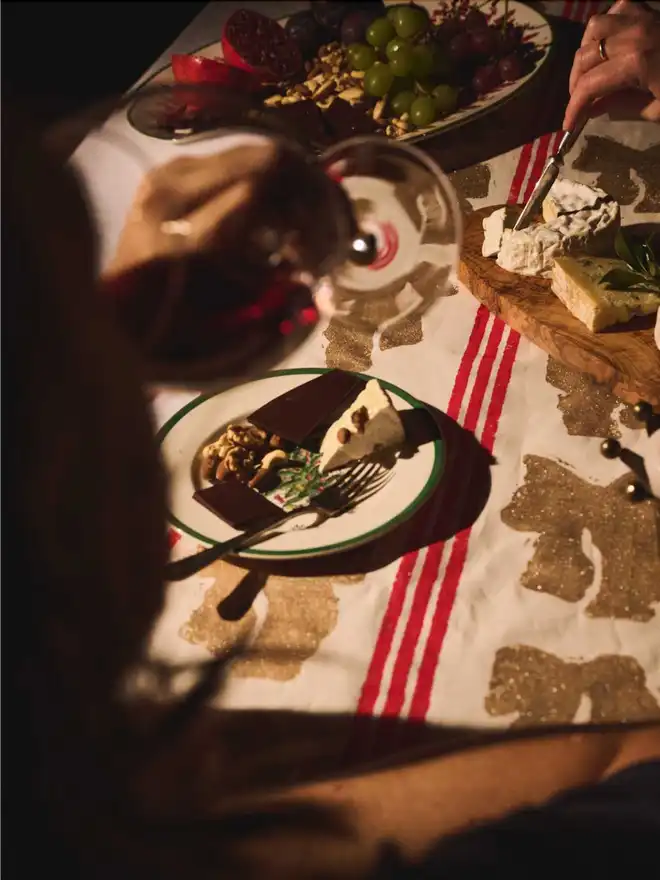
[164,513,291,582]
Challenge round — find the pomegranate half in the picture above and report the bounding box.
[222,9,303,83]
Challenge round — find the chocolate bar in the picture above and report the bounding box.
[248,370,365,446]
[194,482,283,531]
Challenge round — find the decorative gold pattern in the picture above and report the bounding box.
[546,358,640,438]
[324,167,458,372]
[448,164,491,217]
[182,558,363,681]
[573,136,660,213]
[485,645,660,726]
[501,455,660,620]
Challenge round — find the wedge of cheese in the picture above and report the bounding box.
[551,255,660,332]
[318,379,405,473]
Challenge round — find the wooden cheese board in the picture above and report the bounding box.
[458,207,660,406]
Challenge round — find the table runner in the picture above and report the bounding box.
[72,1,660,752]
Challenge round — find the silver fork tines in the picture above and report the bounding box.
[315,461,388,515]
[165,460,389,582]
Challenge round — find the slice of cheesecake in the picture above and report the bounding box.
[551,255,660,332]
[319,379,405,473]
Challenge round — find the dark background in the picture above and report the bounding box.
[2,0,207,122]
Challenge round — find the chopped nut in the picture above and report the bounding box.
[385,124,397,137]
[312,79,336,101]
[264,93,283,106]
[260,449,289,470]
[373,98,387,121]
[351,406,369,434]
[281,94,303,104]
[201,451,219,481]
[294,83,311,97]
[337,428,351,445]
[400,112,410,122]
[350,70,365,79]
[318,95,337,110]
[215,459,231,482]
[338,87,363,103]
[269,434,284,449]
[394,118,410,133]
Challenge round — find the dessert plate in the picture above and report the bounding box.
[158,368,444,559]
[128,0,553,146]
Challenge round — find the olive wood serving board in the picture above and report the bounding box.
[458,207,660,406]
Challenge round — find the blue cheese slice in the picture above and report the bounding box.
[542,178,612,221]
[482,178,620,278]
[319,379,405,473]
[551,255,660,332]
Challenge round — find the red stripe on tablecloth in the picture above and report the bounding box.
[349,0,580,740]
[380,316,506,718]
[355,305,491,716]
[403,0,588,722]
[408,328,520,720]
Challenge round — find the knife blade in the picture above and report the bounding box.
[513,115,588,232]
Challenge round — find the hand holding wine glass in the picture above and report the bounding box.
[101,135,356,385]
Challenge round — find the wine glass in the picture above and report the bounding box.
[67,82,461,389]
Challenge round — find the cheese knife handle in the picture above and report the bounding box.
[555,112,588,162]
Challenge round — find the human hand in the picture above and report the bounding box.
[564,0,660,130]
[106,140,354,282]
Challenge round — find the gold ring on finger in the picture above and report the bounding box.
[598,38,608,61]
[160,219,193,237]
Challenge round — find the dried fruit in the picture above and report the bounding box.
[222,9,303,83]
[312,2,351,37]
[340,9,381,46]
[285,10,328,60]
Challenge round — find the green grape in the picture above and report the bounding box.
[350,43,378,71]
[392,5,428,39]
[385,37,408,61]
[410,45,434,80]
[410,95,437,128]
[432,84,459,115]
[347,43,363,64]
[364,61,395,97]
[389,45,413,77]
[386,5,402,23]
[366,17,396,49]
[390,89,416,116]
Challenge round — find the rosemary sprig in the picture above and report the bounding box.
[600,228,660,294]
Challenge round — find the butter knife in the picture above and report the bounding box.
[513,117,588,232]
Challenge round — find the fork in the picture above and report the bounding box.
[164,460,388,582]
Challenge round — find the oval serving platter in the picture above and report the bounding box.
[158,368,445,560]
[128,0,553,147]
